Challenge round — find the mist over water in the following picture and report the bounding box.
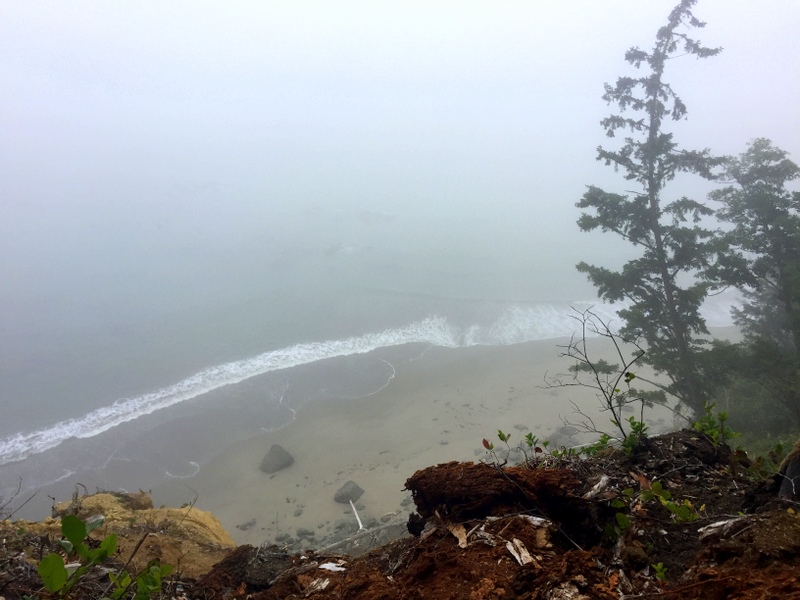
[0,188,737,470]
[0,168,744,516]
[0,191,600,437]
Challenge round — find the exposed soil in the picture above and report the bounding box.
[187,430,800,599]
[3,430,800,599]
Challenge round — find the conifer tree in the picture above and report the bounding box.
[710,138,800,424]
[576,0,727,415]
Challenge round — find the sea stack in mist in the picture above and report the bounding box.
[260,444,295,474]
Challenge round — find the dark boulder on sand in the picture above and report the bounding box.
[334,480,365,504]
[260,444,295,474]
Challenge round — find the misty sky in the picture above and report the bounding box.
[1,1,799,298]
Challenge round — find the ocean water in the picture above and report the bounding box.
[0,198,737,514]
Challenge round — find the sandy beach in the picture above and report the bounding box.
[153,333,677,547]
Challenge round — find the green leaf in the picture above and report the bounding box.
[62,514,87,548]
[74,541,90,561]
[604,522,619,539]
[110,571,133,600]
[97,532,118,561]
[38,553,68,593]
[615,512,631,530]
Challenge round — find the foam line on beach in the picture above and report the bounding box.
[0,295,736,465]
[0,316,459,465]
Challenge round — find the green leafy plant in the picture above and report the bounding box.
[109,561,173,600]
[605,487,635,539]
[652,562,668,584]
[518,432,558,462]
[481,435,504,467]
[605,479,702,542]
[496,429,511,446]
[35,515,172,600]
[483,428,583,467]
[38,515,117,597]
[485,429,547,465]
[549,445,583,458]
[582,433,612,456]
[692,402,739,445]
[640,481,702,523]
[483,429,513,465]
[621,417,649,454]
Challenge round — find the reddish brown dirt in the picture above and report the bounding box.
[248,531,618,600]
[182,430,800,599]
[5,430,800,599]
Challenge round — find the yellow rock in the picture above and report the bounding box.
[7,491,235,578]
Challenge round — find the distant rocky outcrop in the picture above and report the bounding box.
[260,444,295,474]
[333,480,364,504]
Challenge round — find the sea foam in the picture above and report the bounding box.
[0,296,736,465]
[0,316,459,465]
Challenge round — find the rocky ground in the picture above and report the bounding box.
[0,490,236,598]
[3,429,800,599]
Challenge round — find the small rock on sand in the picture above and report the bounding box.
[260,444,295,474]
[334,480,365,504]
[236,519,257,531]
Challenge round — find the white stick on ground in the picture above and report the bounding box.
[349,499,365,531]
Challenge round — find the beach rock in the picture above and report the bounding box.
[334,519,359,536]
[296,527,315,539]
[260,444,295,474]
[334,480,365,504]
[236,519,256,531]
[364,517,379,529]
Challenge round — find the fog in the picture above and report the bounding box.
[3,1,798,283]
[0,1,798,474]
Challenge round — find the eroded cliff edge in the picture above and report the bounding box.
[4,430,800,599]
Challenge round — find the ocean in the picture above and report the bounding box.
[0,196,736,517]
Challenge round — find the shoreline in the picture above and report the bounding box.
[152,333,677,547]
[7,327,738,539]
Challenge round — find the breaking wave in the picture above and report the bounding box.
[0,294,736,465]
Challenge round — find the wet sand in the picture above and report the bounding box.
[153,334,673,546]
